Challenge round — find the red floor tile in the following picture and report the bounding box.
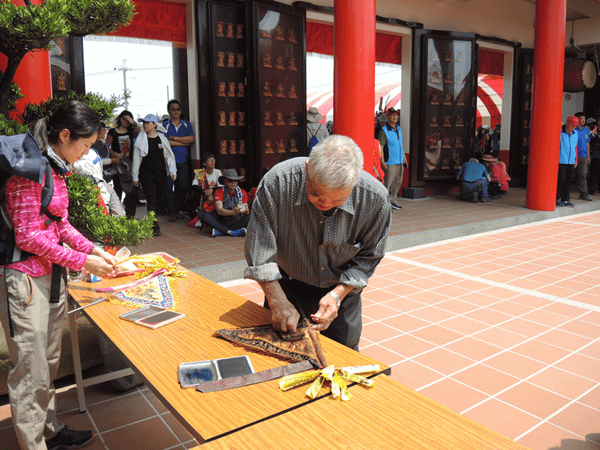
[360,322,405,344]
[496,318,551,338]
[407,306,457,323]
[578,384,600,410]
[413,348,475,375]
[528,367,597,399]
[389,360,443,391]
[549,402,600,438]
[483,351,547,379]
[100,416,182,450]
[360,344,406,366]
[417,378,489,414]
[535,329,593,352]
[559,320,600,339]
[452,364,520,396]
[380,314,431,333]
[380,334,437,358]
[498,382,571,419]
[555,353,600,382]
[511,339,571,365]
[443,337,503,361]
[519,309,575,327]
[410,324,465,346]
[463,398,540,440]
[517,422,598,450]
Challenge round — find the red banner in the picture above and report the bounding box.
[108,0,187,44]
[479,49,504,76]
[307,22,402,65]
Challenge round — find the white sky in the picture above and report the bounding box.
[83,36,174,122]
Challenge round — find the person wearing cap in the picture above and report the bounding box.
[197,169,249,237]
[457,158,491,203]
[574,112,592,201]
[481,154,508,198]
[377,107,405,210]
[557,116,580,207]
[306,106,329,150]
[587,117,600,195]
[244,135,391,350]
[131,114,177,236]
[163,99,196,221]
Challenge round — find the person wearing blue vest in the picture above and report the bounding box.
[557,116,579,207]
[163,99,195,221]
[377,107,406,210]
[574,112,592,201]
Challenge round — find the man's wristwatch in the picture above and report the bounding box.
[327,291,341,309]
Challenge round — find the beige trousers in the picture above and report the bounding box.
[0,269,66,450]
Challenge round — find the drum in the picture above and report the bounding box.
[564,59,597,92]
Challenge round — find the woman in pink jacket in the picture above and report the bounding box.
[0,101,118,450]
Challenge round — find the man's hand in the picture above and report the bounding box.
[269,296,300,333]
[171,174,177,180]
[310,294,339,331]
[258,280,300,333]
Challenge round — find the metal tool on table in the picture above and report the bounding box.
[196,360,313,393]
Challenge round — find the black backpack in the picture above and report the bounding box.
[0,132,64,337]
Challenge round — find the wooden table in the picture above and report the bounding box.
[198,374,531,449]
[68,268,389,444]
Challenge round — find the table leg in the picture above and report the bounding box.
[68,295,87,412]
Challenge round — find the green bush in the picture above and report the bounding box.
[0,114,27,136]
[20,91,120,126]
[66,173,155,248]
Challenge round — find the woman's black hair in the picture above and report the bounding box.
[115,110,134,128]
[31,100,100,149]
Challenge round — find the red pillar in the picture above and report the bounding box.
[0,0,52,120]
[333,0,375,174]
[525,0,567,211]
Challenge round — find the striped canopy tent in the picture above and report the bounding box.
[307,76,503,128]
[307,81,402,125]
[477,74,503,128]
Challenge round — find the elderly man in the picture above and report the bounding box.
[557,116,580,207]
[244,135,392,350]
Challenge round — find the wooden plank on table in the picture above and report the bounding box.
[200,374,531,450]
[68,268,388,443]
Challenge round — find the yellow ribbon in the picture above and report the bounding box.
[279,364,376,402]
[120,254,187,279]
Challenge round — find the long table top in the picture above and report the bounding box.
[68,267,389,443]
[198,374,531,449]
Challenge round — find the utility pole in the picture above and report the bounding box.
[114,59,131,109]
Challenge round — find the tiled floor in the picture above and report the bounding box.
[1,192,600,449]
[224,212,600,450]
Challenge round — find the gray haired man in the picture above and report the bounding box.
[244,135,392,350]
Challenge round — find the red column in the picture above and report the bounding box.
[0,0,52,119]
[333,0,375,174]
[525,0,567,211]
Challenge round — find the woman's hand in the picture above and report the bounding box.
[85,246,119,277]
[83,255,117,278]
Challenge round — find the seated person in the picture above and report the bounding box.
[482,154,508,199]
[457,158,491,203]
[198,169,250,237]
[190,153,222,224]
